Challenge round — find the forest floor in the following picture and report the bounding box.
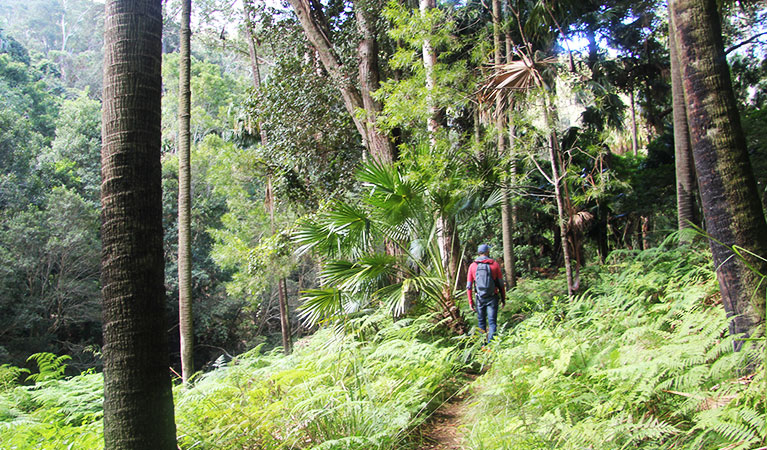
[415,374,478,450]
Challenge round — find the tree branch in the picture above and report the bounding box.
[725,31,767,55]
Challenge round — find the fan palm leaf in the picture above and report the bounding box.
[299,288,345,326]
[358,160,426,227]
[295,200,373,259]
[477,55,557,108]
[320,254,399,294]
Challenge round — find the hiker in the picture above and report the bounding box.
[466,244,506,343]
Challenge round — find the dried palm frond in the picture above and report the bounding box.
[568,210,595,232]
[477,54,558,107]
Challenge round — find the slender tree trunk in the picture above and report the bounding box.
[242,6,293,354]
[101,0,177,447]
[493,0,515,289]
[421,0,462,321]
[278,278,292,354]
[177,0,194,386]
[596,204,608,263]
[506,34,519,228]
[548,130,575,297]
[630,90,638,156]
[671,0,767,349]
[640,215,650,250]
[243,1,261,89]
[437,214,461,286]
[420,0,439,148]
[669,11,698,234]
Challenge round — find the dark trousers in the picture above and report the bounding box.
[476,296,499,343]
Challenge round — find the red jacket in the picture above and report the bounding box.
[466,257,505,304]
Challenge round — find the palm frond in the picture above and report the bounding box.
[294,201,374,259]
[298,288,345,327]
[358,160,426,227]
[320,254,399,294]
[477,56,557,107]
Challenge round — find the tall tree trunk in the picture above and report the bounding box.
[437,214,461,286]
[420,0,460,314]
[278,278,292,354]
[493,0,515,289]
[243,0,262,91]
[101,0,177,447]
[670,0,767,349]
[177,0,194,386]
[548,130,575,297]
[286,0,394,162]
[596,204,608,263]
[356,0,391,162]
[420,0,439,148]
[507,34,520,228]
[630,90,638,156]
[669,11,698,234]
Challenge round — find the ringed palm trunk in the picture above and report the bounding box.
[669,9,698,234]
[671,0,767,349]
[177,0,194,386]
[101,0,177,447]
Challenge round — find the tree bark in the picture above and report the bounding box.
[101,0,177,447]
[177,0,194,387]
[671,0,767,349]
[287,0,394,162]
[548,130,575,297]
[356,0,393,162]
[669,11,698,234]
[420,0,439,148]
[493,0,516,289]
[437,214,461,287]
[278,277,292,354]
[630,90,638,156]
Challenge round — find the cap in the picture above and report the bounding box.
[477,244,490,254]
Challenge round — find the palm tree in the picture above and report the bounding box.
[295,161,471,334]
[101,0,176,447]
[177,0,194,386]
[670,0,767,349]
[668,8,698,235]
[492,0,517,290]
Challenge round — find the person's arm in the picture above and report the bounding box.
[492,261,506,306]
[466,263,476,312]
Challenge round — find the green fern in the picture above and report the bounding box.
[26,353,71,383]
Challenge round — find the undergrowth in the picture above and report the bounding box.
[1,240,764,449]
[0,314,466,449]
[466,240,766,450]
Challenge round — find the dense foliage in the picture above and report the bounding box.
[1,244,764,449]
[1,0,766,447]
[467,240,765,449]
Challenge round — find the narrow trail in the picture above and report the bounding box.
[416,374,477,450]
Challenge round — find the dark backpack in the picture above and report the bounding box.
[474,260,496,299]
